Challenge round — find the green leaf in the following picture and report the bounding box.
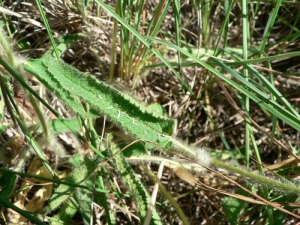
[46,156,102,213]
[120,141,148,157]
[33,118,82,134]
[73,183,93,223]
[222,195,247,225]
[51,200,77,225]
[52,34,86,58]
[23,54,174,149]
[106,134,163,225]
[0,170,17,200]
[149,103,168,117]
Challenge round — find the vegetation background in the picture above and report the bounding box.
[0,0,300,224]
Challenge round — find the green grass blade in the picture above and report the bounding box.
[210,58,300,130]
[94,0,194,96]
[174,0,182,74]
[258,0,282,53]
[145,0,171,37]
[243,63,300,119]
[227,50,300,119]
[242,0,250,169]
[143,37,300,131]
[34,0,58,58]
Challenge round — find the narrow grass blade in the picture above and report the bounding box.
[94,0,194,96]
[143,37,300,132]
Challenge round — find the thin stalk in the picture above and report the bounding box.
[242,0,250,169]
[109,1,119,82]
[143,165,190,225]
[173,0,182,75]
[28,93,49,139]
[35,0,58,58]
[211,158,300,195]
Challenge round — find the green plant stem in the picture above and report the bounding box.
[143,166,190,225]
[0,74,19,129]
[0,198,47,225]
[242,0,250,169]
[211,158,300,195]
[28,93,49,139]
